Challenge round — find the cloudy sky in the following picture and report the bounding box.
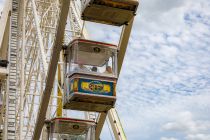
[1,0,210,140]
[116,0,210,140]
[87,0,210,140]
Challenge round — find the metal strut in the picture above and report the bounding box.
[32,0,70,139]
[5,0,19,139]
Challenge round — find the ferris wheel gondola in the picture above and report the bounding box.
[46,117,95,140]
[63,39,118,112]
[81,0,139,26]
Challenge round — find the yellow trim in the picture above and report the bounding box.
[81,82,89,90]
[103,84,111,93]
[73,78,79,92]
[56,63,62,117]
[81,81,111,93]
[57,87,62,117]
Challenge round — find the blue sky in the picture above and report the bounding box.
[1,0,210,140]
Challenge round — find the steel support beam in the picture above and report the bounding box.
[108,108,127,140]
[19,0,26,138]
[95,17,134,140]
[32,0,70,139]
[118,18,134,76]
[95,112,107,140]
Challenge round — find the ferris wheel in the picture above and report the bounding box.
[0,0,139,140]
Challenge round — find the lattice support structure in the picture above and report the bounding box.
[5,0,19,139]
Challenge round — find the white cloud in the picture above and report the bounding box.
[116,92,210,140]
[186,134,210,140]
[135,0,186,33]
[161,137,179,140]
[162,111,210,134]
